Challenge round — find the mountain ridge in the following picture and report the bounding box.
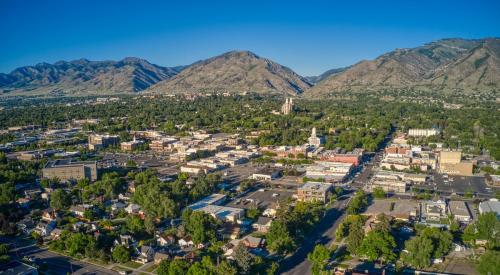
[146,50,312,96]
[306,38,500,97]
[1,37,499,97]
[0,58,183,95]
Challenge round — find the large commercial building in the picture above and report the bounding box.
[252,167,283,181]
[320,150,363,166]
[88,134,119,150]
[188,194,244,223]
[370,171,407,193]
[438,151,473,176]
[305,161,353,182]
[42,159,98,181]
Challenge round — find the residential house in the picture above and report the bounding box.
[252,217,273,233]
[34,220,56,236]
[242,236,265,248]
[154,251,171,264]
[136,245,155,263]
[178,236,194,248]
[157,234,176,247]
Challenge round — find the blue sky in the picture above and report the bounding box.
[1,0,499,76]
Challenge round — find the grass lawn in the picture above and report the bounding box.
[144,264,158,272]
[86,258,109,266]
[123,261,143,269]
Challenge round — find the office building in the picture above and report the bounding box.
[439,151,473,176]
[42,159,98,181]
[297,182,332,202]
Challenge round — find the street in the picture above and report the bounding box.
[279,125,395,274]
[6,237,118,275]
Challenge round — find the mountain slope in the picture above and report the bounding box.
[305,66,349,84]
[0,58,181,95]
[147,51,312,96]
[306,38,499,96]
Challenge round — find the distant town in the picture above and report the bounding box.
[0,95,498,275]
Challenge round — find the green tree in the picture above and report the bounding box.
[0,244,10,264]
[403,235,434,269]
[234,243,253,274]
[307,244,331,275]
[0,183,14,206]
[346,218,364,254]
[266,220,296,255]
[50,189,70,210]
[168,259,190,275]
[217,260,238,275]
[144,216,156,235]
[347,190,368,214]
[182,209,218,244]
[126,215,145,234]
[156,259,170,275]
[372,187,386,199]
[112,245,130,263]
[476,250,500,275]
[476,212,500,248]
[358,229,396,263]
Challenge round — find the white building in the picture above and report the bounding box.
[478,199,500,220]
[408,128,440,137]
[281,98,294,115]
[307,127,324,148]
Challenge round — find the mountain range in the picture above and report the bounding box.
[1,37,499,97]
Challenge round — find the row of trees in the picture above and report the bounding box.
[266,201,325,255]
[130,170,221,219]
[336,214,455,269]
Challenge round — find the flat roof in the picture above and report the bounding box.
[479,200,500,214]
[448,201,471,217]
[299,182,332,192]
[364,200,419,219]
[188,193,227,211]
[45,159,96,168]
[225,189,295,210]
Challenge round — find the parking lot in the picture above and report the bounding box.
[225,188,296,209]
[414,173,499,198]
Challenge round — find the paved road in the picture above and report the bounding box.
[7,237,117,275]
[280,197,351,275]
[279,127,395,275]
